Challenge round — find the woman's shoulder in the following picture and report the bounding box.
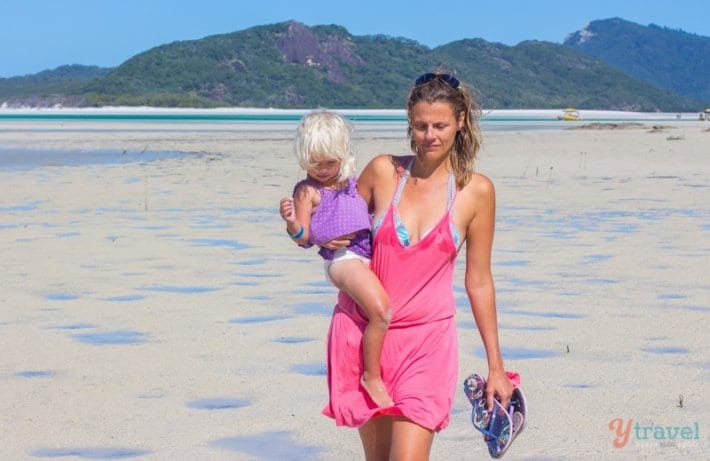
[454,172,495,231]
[469,171,494,189]
[365,153,412,175]
[460,171,495,201]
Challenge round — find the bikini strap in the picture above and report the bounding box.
[447,167,456,211]
[391,158,413,207]
[392,157,456,209]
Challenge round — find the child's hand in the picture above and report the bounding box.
[279,197,297,224]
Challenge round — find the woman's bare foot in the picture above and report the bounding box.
[361,374,394,407]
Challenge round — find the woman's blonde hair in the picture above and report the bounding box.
[294,110,355,182]
[406,71,483,189]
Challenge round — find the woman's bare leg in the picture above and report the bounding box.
[328,259,393,407]
[359,416,434,461]
[358,416,393,461]
[390,416,434,461]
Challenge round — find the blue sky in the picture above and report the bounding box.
[2,0,708,78]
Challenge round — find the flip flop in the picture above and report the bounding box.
[486,399,513,458]
[463,373,488,432]
[509,386,528,438]
[463,373,527,459]
[464,373,511,452]
[489,386,527,458]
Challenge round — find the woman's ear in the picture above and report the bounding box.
[457,111,465,130]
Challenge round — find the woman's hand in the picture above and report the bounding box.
[485,369,514,411]
[320,233,356,250]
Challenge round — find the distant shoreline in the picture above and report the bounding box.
[0,106,705,123]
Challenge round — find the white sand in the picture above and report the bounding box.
[0,118,708,460]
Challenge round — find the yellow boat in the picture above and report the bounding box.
[705,108,710,121]
[557,107,581,121]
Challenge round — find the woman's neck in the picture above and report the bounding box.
[410,155,451,181]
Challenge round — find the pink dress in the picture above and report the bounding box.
[323,158,459,431]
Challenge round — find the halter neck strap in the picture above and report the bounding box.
[392,158,456,210]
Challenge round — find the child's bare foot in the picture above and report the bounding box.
[361,374,394,407]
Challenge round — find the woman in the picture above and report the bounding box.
[322,71,513,460]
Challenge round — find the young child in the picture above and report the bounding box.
[279,110,393,408]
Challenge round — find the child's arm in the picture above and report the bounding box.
[279,184,317,246]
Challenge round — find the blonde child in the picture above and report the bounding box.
[279,110,393,408]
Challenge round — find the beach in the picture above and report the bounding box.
[0,114,708,460]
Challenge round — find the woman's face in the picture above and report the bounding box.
[410,101,463,162]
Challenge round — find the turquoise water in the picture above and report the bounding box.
[1,110,700,138]
[0,111,693,124]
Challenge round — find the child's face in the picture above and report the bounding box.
[307,157,341,186]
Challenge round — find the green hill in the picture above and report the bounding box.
[0,65,111,106]
[0,20,705,110]
[434,39,696,111]
[564,17,710,103]
[79,22,434,108]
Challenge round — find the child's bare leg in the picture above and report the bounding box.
[328,259,393,407]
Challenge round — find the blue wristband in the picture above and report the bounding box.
[288,225,304,239]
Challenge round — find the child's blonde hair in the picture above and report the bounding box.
[294,110,355,182]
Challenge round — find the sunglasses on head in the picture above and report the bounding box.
[415,72,461,89]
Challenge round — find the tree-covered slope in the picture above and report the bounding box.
[565,17,710,103]
[0,20,705,110]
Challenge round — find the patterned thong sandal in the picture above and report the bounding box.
[463,373,527,459]
[508,386,527,440]
[463,374,491,433]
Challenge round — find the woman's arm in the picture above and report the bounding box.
[463,174,513,410]
[357,154,401,216]
[356,154,385,212]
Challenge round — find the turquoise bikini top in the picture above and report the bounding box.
[373,159,460,247]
